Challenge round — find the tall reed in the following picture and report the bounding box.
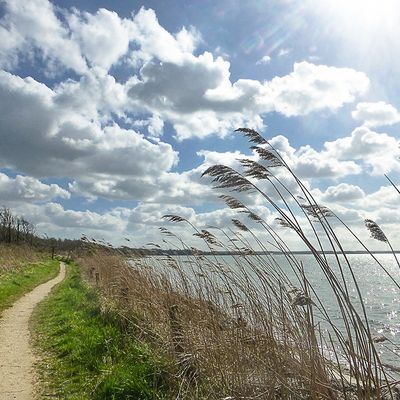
[80,129,400,399]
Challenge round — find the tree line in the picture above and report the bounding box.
[0,206,35,244]
[0,206,83,254]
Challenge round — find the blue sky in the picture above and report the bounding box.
[0,0,400,249]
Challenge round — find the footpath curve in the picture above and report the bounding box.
[0,261,66,400]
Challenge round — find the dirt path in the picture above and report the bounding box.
[0,262,66,400]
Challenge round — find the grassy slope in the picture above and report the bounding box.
[0,259,59,312]
[32,262,170,400]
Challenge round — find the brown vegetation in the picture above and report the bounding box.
[0,243,48,273]
[54,129,400,398]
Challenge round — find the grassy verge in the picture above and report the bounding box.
[0,243,48,273]
[0,258,59,312]
[32,262,170,400]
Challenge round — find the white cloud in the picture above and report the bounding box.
[68,8,131,71]
[16,200,238,247]
[19,203,129,236]
[256,55,271,65]
[0,3,200,74]
[324,126,400,175]
[0,24,23,69]
[0,70,178,201]
[128,52,232,114]
[292,145,362,178]
[128,59,369,139]
[266,62,369,117]
[128,203,195,228]
[371,207,400,225]
[53,67,128,121]
[315,183,365,203]
[147,114,164,137]
[0,2,370,141]
[175,26,201,54]
[42,203,125,230]
[2,1,398,249]
[352,101,400,127]
[0,173,70,203]
[127,8,200,65]
[266,127,400,180]
[193,128,398,192]
[266,135,362,179]
[0,0,87,73]
[357,184,400,210]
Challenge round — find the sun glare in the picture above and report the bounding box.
[305,0,400,47]
[318,0,400,27]
[336,0,398,14]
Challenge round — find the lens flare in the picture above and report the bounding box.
[310,0,400,33]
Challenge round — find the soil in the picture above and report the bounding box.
[0,262,66,399]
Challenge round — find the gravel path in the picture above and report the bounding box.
[0,262,66,400]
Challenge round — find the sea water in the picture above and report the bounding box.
[141,253,400,372]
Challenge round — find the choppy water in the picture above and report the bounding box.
[269,254,400,367]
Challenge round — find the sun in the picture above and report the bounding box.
[304,0,400,45]
[314,0,400,27]
[330,0,398,20]
[336,0,397,14]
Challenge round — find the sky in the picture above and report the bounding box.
[1,0,400,250]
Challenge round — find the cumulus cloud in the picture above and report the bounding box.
[40,203,126,230]
[127,8,200,65]
[266,62,369,117]
[194,128,400,191]
[188,128,397,206]
[315,183,365,203]
[357,185,400,210]
[0,1,370,140]
[128,203,195,228]
[0,173,70,203]
[267,127,400,179]
[292,146,361,178]
[147,114,164,137]
[324,126,400,175]
[0,3,199,74]
[128,53,231,114]
[265,135,361,179]
[2,0,397,248]
[68,8,131,71]
[0,0,87,73]
[0,70,178,200]
[352,101,400,127]
[14,202,130,242]
[128,59,369,139]
[17,200,247,247]
[53,67,128,121]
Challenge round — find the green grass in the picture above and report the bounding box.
[32,262,170,400]
[0,258,59,312]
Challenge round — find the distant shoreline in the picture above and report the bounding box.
[131,249,400,256]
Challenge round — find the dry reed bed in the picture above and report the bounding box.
[80,129,400,399]
[78,244,398,400]
[79,251,334,399]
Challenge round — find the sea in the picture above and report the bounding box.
[141,252,400,374]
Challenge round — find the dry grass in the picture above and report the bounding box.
[0,243,48,273]
[78,129,400,399]
[78,249,349,399]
